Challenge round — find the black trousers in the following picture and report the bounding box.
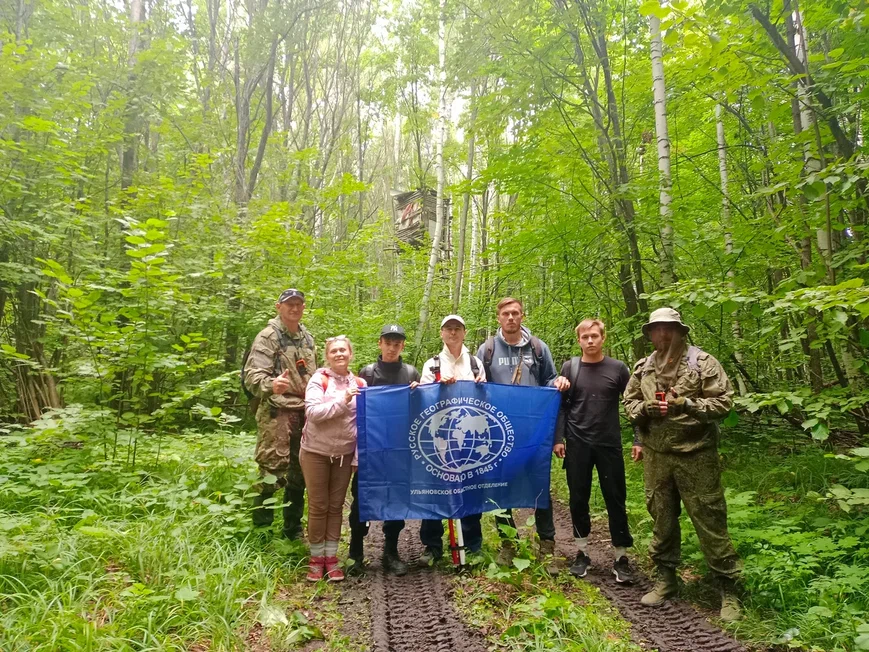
[348,473,405,556]
[419,514,483,554]
[495,502,556,541]
[564,438,633,549]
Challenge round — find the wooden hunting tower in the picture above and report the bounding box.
[391,188,451,255]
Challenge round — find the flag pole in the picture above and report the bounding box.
[456,518,466,566]
[448,519,460,565]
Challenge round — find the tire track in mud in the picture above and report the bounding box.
[550,501,748,652]
[342,521,488,652]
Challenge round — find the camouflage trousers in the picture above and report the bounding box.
[643,446,742,579]
[253,404,306,534]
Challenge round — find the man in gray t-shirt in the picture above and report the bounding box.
[555,318,635,584]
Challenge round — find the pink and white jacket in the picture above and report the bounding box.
[302,368,367,464]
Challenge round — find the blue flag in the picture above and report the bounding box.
[357,381,560,521]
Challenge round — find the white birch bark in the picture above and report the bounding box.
[650,8,674,285]
[414,0,447,353]
[716,102,747,395]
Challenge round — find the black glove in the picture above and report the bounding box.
[641,399,664,417]
[667,396,695,416]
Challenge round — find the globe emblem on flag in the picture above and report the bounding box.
[418,405,507,473]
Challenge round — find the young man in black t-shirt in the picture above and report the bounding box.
[347,324,420,577]
[555,318,635,584]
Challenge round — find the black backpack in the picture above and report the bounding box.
[481,335,545,382]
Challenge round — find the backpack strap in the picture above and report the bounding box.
[432,355,441,382]
[686,345,702,374]
[402,363,417,384]
[482,336,495,379]
[529,336,545,381]
[320,373,364,391]
[565,357,582,406]
[269,323,285,374]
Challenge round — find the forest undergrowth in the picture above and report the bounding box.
[2,408,869,651]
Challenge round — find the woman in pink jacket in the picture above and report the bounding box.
[301,335,366,582]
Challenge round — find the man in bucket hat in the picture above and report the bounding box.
[623,307,743,622]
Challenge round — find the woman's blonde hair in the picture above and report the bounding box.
[324,335,354,355]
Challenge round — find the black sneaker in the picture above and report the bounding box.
[569,552,591,578]
[418,546,442,566]
[382,552,409,576]
[346,557,366,577]
[612,556,635,584]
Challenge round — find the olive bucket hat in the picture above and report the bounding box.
[641,307,691,338]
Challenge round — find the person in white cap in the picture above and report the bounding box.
[623,307,743,622]
[417,314,486,565]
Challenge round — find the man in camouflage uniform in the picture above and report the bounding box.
[624,307,742,622]
[243,288,317,539]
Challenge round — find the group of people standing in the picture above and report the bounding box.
[242,289,742,621]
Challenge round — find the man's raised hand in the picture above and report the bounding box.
[272,369,291,395]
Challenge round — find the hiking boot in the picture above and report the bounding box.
[569,551,591,578]
[251,492,275,528]
[496,541,517,567]
[382,552,408,576]
[538,539,559,574]
[465,548,484,565]
[612,556,635,584]
[324,556,344,582]
[641,566,678,606]
[282,525,301,540]
[306,556,325,582]
[719,578,743,622]
[348,536,364,563]
[346,557,365,577]
[418,546,442,567]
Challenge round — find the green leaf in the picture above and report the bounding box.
[639,0,669,19]
[811,423,830,441]
[850,448,869,458]
[174,587,200,601]
[512,557,531,571]
[723,410,738,427]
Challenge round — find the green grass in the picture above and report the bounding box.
[0,427,359,651]
[452,557,644,652]
[560,418,869,652]
[4,413,869,650]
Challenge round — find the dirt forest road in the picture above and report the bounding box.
[551,503,748,652]
[341,509,748,652]
[342,524,488,652]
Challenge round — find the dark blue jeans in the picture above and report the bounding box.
[419,514,483,555]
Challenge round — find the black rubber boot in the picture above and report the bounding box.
[347,534,365,576]
[252,491,275,528]
[382,536,408,576]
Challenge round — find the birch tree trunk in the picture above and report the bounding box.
[650,8,674,285]
[414,0,447,354]
[453,78,477,312]
[716,102,747,395]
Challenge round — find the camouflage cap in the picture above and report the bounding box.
[642,307,690,337]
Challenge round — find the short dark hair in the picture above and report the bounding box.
[497,297,523,314]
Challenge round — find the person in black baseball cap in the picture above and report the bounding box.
[346,323,420,577]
